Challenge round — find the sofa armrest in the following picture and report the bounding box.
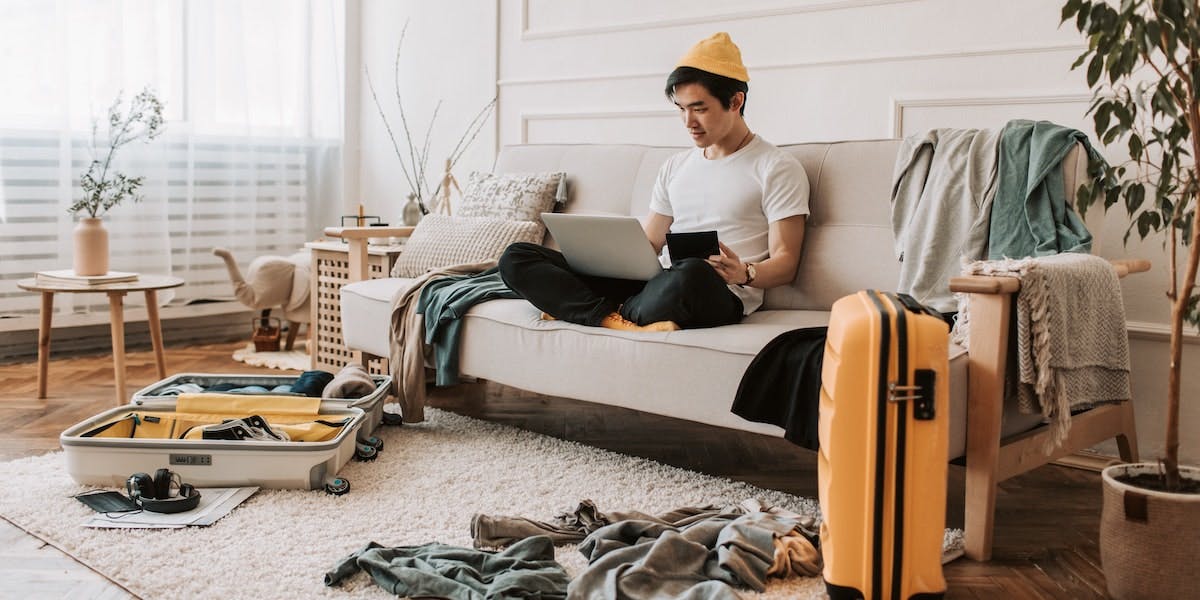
[322,226,416,283]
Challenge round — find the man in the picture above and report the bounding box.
[499,32,809,331]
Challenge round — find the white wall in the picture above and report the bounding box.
[354,0,1198,465]
[353,0,497,224]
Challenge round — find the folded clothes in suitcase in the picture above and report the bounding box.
[132,372,392,436]
[61,393,368,490]
[819,290,950,600]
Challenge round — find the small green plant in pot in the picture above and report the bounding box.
[67,88,165,275]
[1062,1,1200,597]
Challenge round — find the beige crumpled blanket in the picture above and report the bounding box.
[952,252,1131,449]
[388,260,495,423]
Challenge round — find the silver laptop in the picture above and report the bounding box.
[540,213,664,280]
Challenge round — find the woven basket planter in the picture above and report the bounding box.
[1100,463,1200,599]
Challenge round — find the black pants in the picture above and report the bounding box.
[498,242,744,329]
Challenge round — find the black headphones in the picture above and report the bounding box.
[125,468,201,514]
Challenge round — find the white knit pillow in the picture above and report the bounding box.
[391,215,543,278]
[457,171,564,222]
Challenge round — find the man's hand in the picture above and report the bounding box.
[706,242,750,285]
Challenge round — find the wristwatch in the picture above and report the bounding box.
[741,262,756,287]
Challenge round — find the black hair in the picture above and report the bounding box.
[664,66,749,115]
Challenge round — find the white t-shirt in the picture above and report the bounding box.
[648,135,810,314]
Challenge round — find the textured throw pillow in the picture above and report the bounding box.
[457,171,565,222]
[391,215,543,278]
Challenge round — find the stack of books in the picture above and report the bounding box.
[35,270,139,286]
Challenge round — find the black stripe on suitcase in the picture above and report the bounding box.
[888,293,909,600]
[867,290,890,600]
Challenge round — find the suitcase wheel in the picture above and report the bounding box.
[354,443,379,462]
[324,477,351,496]
[358,435,384,451]
[381,411,404,427]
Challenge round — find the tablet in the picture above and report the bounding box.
[665,231,719,263]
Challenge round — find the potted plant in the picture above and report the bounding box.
[1062,1,1200,597]
[67,88,164,275]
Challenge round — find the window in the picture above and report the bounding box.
[0,0,344,315]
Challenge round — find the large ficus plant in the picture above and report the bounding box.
[1062,0,1197,490]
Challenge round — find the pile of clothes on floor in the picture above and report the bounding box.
[325,498,821,599]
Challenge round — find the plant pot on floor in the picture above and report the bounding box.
[1100,463,1200,599]
[73,217,109,276]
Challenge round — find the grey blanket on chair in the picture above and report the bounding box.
[891,127,1003,313]
[954,252,1131,448]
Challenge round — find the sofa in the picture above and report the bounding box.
[327,139,1144,561]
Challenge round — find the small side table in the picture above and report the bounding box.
[17,274,185,405]
[306,240,405,373]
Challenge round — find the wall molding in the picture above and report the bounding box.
[519,109,676,144]
[1127,320,1200,344]
[890,92,1092,137]
[497,42,1083,88]
[520,0,919,40]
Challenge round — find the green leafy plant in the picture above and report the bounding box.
[1063,0,1198,490]
[67,88,165,218]
[365,22,495,214]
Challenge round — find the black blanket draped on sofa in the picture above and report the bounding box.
[731,327,828,450]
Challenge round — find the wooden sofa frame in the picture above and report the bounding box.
[326,224,1148,561]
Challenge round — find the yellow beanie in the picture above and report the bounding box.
[676,32,749,82]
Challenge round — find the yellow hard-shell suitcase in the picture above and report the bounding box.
[819,290,950,600]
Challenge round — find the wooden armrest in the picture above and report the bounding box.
[1111,258,1151,277]
[949,258,1151,295]
[323,226,415,240]
[948,275,1021,295]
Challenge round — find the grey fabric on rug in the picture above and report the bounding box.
[325,536,569,599]
[474,500,822,598]
[472,498,812,549]
[570,511,813,599]
[0,409,891,598]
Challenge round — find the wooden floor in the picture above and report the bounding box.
[0,341,1111,599]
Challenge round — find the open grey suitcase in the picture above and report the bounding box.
[60,373,393,491]
[132,372,391,436]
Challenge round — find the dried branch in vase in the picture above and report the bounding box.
[366,21,495,215]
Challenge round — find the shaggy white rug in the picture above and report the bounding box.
[0,409,960,599]
[231,340,310,371]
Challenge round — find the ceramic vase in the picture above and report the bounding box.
[1099,462,1200,599]
[73,217,109,276]
[402,194,423,226]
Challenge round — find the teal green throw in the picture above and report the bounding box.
[417,267,520,386]
[989,120,1096,259]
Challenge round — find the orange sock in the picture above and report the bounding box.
[599,312,679,332]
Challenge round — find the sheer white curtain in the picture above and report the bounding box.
[0,0,343,315]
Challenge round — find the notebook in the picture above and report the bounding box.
[539,213,664,281]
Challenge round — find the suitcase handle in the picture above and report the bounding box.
[895,292,945,320]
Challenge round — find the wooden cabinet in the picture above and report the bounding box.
[306,240,404,374]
